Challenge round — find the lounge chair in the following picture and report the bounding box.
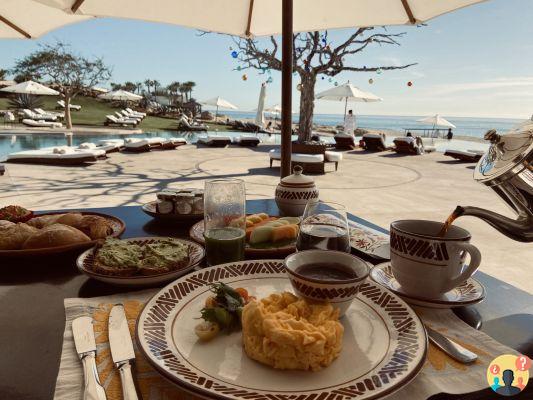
[197,135,232,147]
[361,133,388,152]
[115,111,141,123]
[105,115,138,127]
[42,145,107,160]
[393,136,424,155]
[22,119,63,128]
[269,147,343,174]
[7,147,98,165]
[122,137,164,152]
[97,139,124,153]
[334,133,357,150]
[444,149,483,162]
[234,135,260,147]
[177,116,208,132]
[34,108,64,120]
[22,109,57,121]
[120,110,144,120]
[157,138,187,150]
[126,107,146,117]
[56,100,81,111]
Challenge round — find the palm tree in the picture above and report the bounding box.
[123,81,136,92]
[144,79,153,95]
[135,82,143,94]
[153,80,161,96]
[110,82,123,91]
[179,83,188,102]
[0,69,7,81]
[183,81,196,101]
[167,81,180,105]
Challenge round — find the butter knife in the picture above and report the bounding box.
[109,304,142,400]
[426,326,478,364]
[72,316,107,400]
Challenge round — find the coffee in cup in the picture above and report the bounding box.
[389,220,481,299]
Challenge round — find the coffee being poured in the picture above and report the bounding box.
[438,206,466,237]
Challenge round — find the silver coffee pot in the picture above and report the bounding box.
[457,123,533,242]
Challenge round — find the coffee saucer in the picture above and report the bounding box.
[370,262,485,308]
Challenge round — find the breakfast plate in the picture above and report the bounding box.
[76,236,204,287]
[189,216,298,258]
[137,260,427,400]
[0,211,125,257]
[370,262,485,308]
[349,221,390,260]
[142,201,203,223]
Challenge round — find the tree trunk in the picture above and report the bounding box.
[64,93,72,130]
[298,72,316,142]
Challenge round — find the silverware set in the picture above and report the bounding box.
[72,304,142,400]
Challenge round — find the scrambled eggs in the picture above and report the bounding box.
[241,292,343,371]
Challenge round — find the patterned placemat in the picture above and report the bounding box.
[349,220,390,259]
[54,289,520,400]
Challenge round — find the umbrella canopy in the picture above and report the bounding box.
[34,0,486,38]
[255,83,267,128]
[265,104,295,113]
[0,80,59,95]
[417,114,456,128]
[98,89,142,101]
[316,82,382,103]
[200,96,238,110]
[1,0,89,39]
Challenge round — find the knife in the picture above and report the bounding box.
[426,325,478,364]
[72,317,108,400]
[109,304,142,400]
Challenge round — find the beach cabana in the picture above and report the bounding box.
[36,0,487,177]
[416,114,456,138]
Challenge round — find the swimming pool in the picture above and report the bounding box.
[0,130,488,161]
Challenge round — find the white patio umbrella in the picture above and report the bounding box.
[316,82,381,120]
[98,89,142,101]
[255,83,267,128]
[416,114,456,128]
[1,0,89,39]
[33,0,487,177]
[0,80,60,95]
[200,96,238,121]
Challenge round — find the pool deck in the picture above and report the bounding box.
[1,143,530,294]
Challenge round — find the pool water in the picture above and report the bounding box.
[0,130,488,161]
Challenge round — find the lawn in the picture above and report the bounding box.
[0,95,233,132]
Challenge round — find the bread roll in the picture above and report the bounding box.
[56,213,84,227]
[0,223,39,250]
[0,220,15,230]
[26,214,62,228]
[77,215,113,239]
[22,224,91,249]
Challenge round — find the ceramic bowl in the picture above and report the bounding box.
[284,250,370,316]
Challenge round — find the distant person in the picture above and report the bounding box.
[491,377,501,392]
[496,370,521,396]
[406,131,413,137]
[344,110,356,136]
[447,128,453,140]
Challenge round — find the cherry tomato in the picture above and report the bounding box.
[235,288,249,302]
[205,296,217,308]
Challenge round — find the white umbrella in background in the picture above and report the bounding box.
[255,83,267,128]
[98,89,142,101]
[0,80,60,95]
[316,82,382,120]
[0,0,89,39]
[32,0,487,177]
[200,96,238,121]
[92,86,109,93]
[416,114,456,128]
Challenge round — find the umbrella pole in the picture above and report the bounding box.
[215,105,219,122]
[344,97,348,122]
[280,0,293,178]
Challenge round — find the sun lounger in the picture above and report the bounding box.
[444,149,483,162]
[393,136,424,155]
[234,135,260,147]
[126,107,146,117]
[122,137,165,152]
[22,119,63,128]
[115,111,141,122]
[334,133,357,150]
[56,100,81,111]
[122,109,145,119]
[177,116,208,132]
[34,108,64,120]
[157,138,187,150]
[22,109,57,121]
[197,135,232,147]
[361,133,387,152]
[269,147,343,174]
[105,115,138,127]
[96,139,124,153]
[42,145,107,160]
[7,147,98,165]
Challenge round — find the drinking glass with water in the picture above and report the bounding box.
[204,179,246,266]
[296,201,351,253]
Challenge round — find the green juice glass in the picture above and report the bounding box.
[203,179,246,266]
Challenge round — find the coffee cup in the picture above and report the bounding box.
[390,220,481,299]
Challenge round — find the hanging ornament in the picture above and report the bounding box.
[328,78,333,82]
[242,74,248,81]
[236,65,242,71]
[407,81,413,87]
[368,78,374,84]
[267,77,273,84]
[334,81,338,86]
[297,83,302,91]
[267,69,272,75]
[231,51,238,58]
[229,46,233,51]
[376,68,383,75]
[321,76,325,80]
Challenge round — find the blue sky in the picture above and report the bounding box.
[1,0,532,118]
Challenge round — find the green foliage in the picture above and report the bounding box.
[8,94,43,110]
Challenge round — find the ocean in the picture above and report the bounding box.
[222,111,524,139]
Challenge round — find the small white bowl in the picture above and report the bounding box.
[284,250,370,316]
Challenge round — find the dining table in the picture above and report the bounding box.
[0,199,531,400]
